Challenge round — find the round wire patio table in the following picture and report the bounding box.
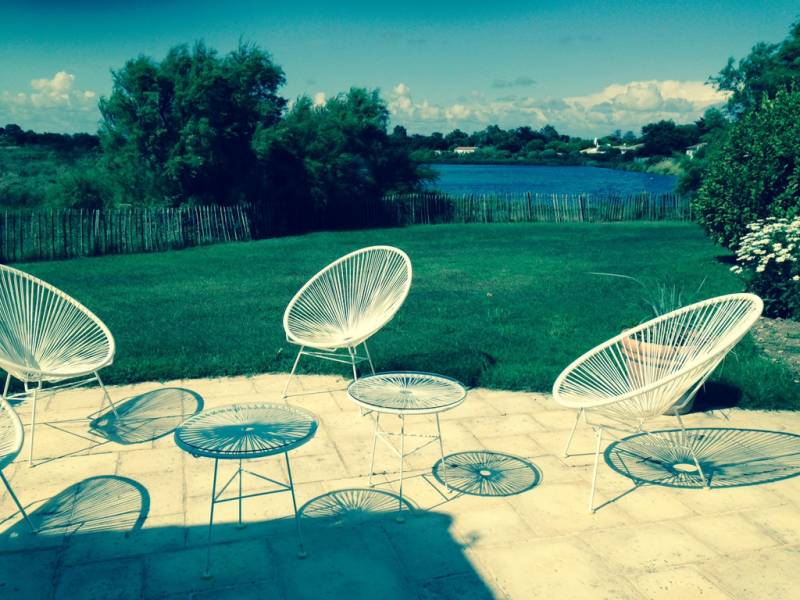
[347,372,467,519]
[175,402,318,576]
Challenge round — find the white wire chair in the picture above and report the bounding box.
[282,246,412,397]
[1,392,34,530]
[0,265,117,463]
[553,293,763,512]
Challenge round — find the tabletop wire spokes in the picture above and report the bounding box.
[348,372,466,413]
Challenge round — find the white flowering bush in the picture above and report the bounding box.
[731,217,800,318]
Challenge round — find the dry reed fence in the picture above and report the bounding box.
[382,192,691,225]
[1,192,690,262]
[0,205,251,262]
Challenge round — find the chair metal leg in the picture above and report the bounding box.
[95,372,119,418]
[347,346,359,382]
[282,347,305,399]
[27,384,40,465]
[362,341,375,374]
[368,414,381,486]
[203,458,219,579]
[396,415,406,523]
[675,412,709,488]
[0,470,35,532]
[589,426,604,513]
[285,452,307,558]
[435,414,449,491]
[563,409,583,458]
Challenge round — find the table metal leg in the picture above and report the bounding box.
[396,415,406,523]
[285,452,307,558]
[203,458,219,579]
[236,458,245,529]
[368,414,381,486]
[435,414,450,491]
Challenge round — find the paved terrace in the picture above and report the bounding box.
[1,374,799,599]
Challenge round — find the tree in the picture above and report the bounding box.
[99,42,286,205]
[694,88,800,248]
[712,20,800,115]
[251,88,423,231]
[639,120,699,156]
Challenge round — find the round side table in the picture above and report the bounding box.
[175,402,318,576]
[347,372,467,520]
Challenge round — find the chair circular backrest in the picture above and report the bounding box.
[553,293,763,418]
[0,398,24,470]
[283,246,412,349]
[0,265,115,382]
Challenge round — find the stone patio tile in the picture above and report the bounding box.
[415,571,497,600]
[55,556,144,600]
[141,471,187,517]
[61,512,186,565]
[180,377,258,399]
[268,519,416,600]
[459,413,547,443]
[631,566,733,599]
[583,521,719,572]
[680,513,781,554]
[143,538,275,598]
[702,545,800,599]
[439,395,501,420]
[472,538,641,599]
[0,548,60,598]
[506,481,634,536]
[447,494,539,546]
[118,446,184,476]
[743,504,800,545]
[482,390,551,415]
[670,485,787,516]
[588,484,698,523]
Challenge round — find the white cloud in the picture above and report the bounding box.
[0,71,99,133]
[312,91,327,107]
[388,80,730,136]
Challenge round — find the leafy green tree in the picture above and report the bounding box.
[694,88,800,248]
[712,20,800,115]
[640,120,699,156]
[99,42,286,205]
[251,88,423,231]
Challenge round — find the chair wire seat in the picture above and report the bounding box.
[175,403,318,460]
[0,264,114,383]
[281,246,412,398]
[0,264,117,464]
[552,293,763,512]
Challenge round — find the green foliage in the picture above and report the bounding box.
[712,20,800,115]
[640,120,699,156]
[99,42,287,206]
[694,88,800,248]
[251,88,423,231]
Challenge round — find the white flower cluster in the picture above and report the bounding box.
[731,217,800,279]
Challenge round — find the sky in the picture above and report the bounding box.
[0,0,797,137]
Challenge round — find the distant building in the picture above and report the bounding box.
[612,143,644,155]
[685,142,707,159]
[453,146,477,155]
[580,137,606,155]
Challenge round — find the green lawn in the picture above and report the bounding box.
[15,222,798,410]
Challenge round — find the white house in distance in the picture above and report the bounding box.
[453,146,477,155]
[685,142,707,159]
[580,138,605,155]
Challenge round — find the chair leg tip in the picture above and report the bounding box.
[297,549,308,559]
[201,571,213,580]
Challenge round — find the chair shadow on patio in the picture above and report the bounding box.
[1,475,149,538]
[89,387,204,445]
[605,427,800,489]
[432,450,542,497]
[1,486,495,599]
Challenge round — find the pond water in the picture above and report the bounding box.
[426,164,677,196]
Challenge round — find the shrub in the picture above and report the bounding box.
[730,217,800,318]
[694,88,800,248]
